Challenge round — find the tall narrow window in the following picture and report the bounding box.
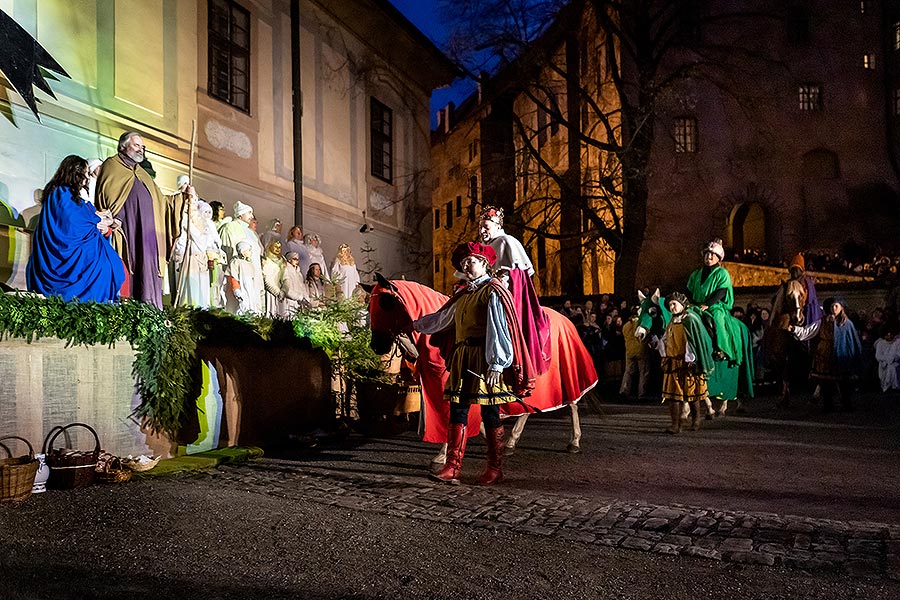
[456,195,462,217]
[469,176,478,204]
[468,140,479,162]
[674,117,697,153]
[371,98,393,182]
[434,255,440,273]
[799,84,822,111]
[894,88,900,115]
[434,208,440,230]
[894,22,900,50]
[208,0,251,112]
[859,1,866,14]
[445,201,453,229]
[863,53,876,70]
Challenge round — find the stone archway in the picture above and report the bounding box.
[725,201,766,256]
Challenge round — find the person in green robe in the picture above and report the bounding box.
[686,238,744,364]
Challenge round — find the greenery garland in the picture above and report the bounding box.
[0,292,386,438]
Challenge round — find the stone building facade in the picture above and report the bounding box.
[0,0,456,289]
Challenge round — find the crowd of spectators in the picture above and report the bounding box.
[731,245,900,281]
[555,289,900,402]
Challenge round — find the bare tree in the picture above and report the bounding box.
[441,0,782,294]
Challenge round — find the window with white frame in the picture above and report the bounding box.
[674,117,697,153]
[799,84,822,111]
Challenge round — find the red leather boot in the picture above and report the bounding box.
[430,423,467,485]
[476,426,504,485]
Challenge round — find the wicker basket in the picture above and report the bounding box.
[95,453,132,484]
[43,423,101,489]
[121,455,161,472]
[0,436,39,503]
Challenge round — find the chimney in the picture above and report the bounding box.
[436,108,445,132]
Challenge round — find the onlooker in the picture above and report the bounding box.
[620,307,650,399]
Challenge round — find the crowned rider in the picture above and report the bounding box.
[686,238,744,365]
[413,242,535,486]
[478,206,551,374]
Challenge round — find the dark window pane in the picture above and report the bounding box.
[207,0,251,113]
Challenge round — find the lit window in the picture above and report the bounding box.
[370,98,393,183]
[864,53,875,70]
[799,84,822,111]
[895,22,900,50]
[860,1,867,14]
[208,0,251,113]
[674,117,697,153]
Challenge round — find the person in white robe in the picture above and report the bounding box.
[280,251,309,317]
[226,240,262,315]
[261,240,285,318]
[330,243,361,301]
[874,330,900,392]
[172,199,225,308]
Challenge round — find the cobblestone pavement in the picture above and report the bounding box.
[198,458,900,580]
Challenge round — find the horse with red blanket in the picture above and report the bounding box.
[365,274,598,467]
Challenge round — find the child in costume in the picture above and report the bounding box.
[658,292,709,433]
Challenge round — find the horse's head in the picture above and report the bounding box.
[634,288,667,342]
[784,278,808,326]
[365,273,415,355]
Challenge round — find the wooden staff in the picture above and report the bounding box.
[174,120,198,306]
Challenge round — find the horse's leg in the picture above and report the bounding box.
[431,443,448,472]
[504,414,529,455]
[704,397,715,419]
[567,403,582,453]
[717,399,728,416]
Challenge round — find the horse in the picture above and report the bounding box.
[633,289,754,415]
[365,274,598,467]
[764,275,820,405]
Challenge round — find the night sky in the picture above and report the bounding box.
[388,0,475,125]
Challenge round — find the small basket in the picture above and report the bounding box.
[95,453,132,484]
[43,423,101,489]
[121,455,161,472]
[0,436,39,503]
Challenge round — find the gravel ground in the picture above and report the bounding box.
[2,475,899,600]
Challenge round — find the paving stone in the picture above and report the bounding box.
[758,543,788,555]
[653,543,681,555]
[696,516,717,528]
[730,527,755,538]
[691,527,710,536]
[641,518,670,531]
[662,534,693,547]
[847,539,883,555]
[556,530,597,544]
[719,537,754,553]
[723,551,776,566]
[621,536,655,551]
[597,535,625,547]
[683,546,722,560]
[648,507,684,520]
[620,517,639,528]
[787,521,816,534]
[793,534,812,550]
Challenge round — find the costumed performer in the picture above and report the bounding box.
[330,243,361,301]
[172,199,225,308]
[479,206,551,374]
[219,201,264,307]
[225,240,262,315]
[303,232,326,278]
[413,242,534,486]
[686,238,743,364]
[94,131,191,307]
[790,297,862,412]
[305,262,326,307]
[765,252,822,406]
[658,292,709,434]
[261,239,286,317]
[260,218,283,248]
[283,225,309,274]
[27,155,126,303]
[280,251,310,317]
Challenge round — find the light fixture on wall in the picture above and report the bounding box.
[359,210,374,233]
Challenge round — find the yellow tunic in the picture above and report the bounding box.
[444,284,517,406]
[661,320,709,402]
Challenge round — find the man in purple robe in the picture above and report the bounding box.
[95,131,192,307]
